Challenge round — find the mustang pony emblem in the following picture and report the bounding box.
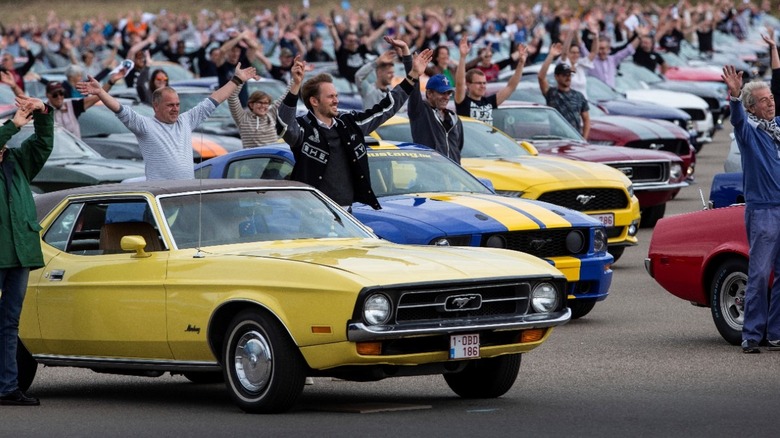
[444,294,482,311]
[576,194,596,205]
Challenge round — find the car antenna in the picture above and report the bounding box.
[194,129,206,259]
[698,187,710,210]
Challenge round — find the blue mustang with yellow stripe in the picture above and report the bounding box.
[194,141,613,319]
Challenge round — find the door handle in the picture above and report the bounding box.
[47,270,65,281]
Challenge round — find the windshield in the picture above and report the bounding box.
[159,188,372,248]
[461,120,533,159]
[492,107,585,142]
[79,105,132,136]
[586,77,623,101]
[7,125,101,159]
[368,149,492,196]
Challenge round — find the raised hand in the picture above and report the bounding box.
[15,95,45,112]
[0,71,15,87]
[234,62,259,82]
[75,75,103,95]
[515,43,528,65]
[290,55,306,88]
[378,49,396,65]
[721,65,743,97]
[12,104,33,128]
[383,35,409,56]
[549,42,563,58]
[411,48,433,78]
[458,36,470,58]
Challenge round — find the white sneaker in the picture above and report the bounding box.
[305,377,314,385]
[767,340,780,351]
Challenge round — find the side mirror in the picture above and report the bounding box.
[120,235,151,258]
[518,141,539,156]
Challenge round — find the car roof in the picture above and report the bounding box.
[35,179,311,220]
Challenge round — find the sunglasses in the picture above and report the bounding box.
[50,91,64,98]
[155,76,168,81]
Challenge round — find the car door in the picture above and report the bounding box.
[35,198,172,359]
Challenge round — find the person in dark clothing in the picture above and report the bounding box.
[0,95,53,406]
[304,35,334,63]
[334,30,380,83]
[658,18,685,55]
[277,49,431,209]
[633,35,668,75]
[218,30,257,107]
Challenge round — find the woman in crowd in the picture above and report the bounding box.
[228,85,279,148]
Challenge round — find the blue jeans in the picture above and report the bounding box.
[743,207,780,343]
[0,267,29,396]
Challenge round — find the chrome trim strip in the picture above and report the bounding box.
[347,309,571,342]
[33,355,220,372]
[632,181,690,192]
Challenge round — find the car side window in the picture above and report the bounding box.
[226,157,292,180]
[43,199,163,255]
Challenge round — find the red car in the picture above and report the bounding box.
[645,205,748,345]
[491,102,690,227]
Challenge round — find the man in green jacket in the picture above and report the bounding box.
[0,96,53,406]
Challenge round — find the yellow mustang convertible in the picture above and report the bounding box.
[21,180,571,413]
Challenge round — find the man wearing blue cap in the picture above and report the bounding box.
[408,73,464,163]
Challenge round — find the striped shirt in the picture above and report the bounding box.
[228,86,280,148]
[116,98,216,180]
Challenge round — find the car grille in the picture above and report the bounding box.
[681,108,707,121]
[701,97,720,111]
[484,228,591,258]
[625,139,689,157]
[395,282,532,323]
[537,188,629,212]
[608,162,668,184]
[606,226,625,238]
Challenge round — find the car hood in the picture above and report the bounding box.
[353,192,597,240]
[533,141,678,163]
[624,89,708,109]
[461,155,629,192]
[663,66,723,82]
[598,99,690,120]
[209,239,563,283]
[38,157,146,183]
[592,116,688,141]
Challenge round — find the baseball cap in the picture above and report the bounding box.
[554,63,573,76]
[46,81,65,95]
[279,48,293,58]
[426,74,454,93]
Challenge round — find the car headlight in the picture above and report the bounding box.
[485,235,506,248]
[593,228,607,253]
[565,230,585,253]
[494,190,525,198]
[627,184,634,198]
[364,294,392,325]
[670,163,683,181]
[531,282,559,313]
[430,236,471,246]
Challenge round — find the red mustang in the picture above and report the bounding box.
[646,204,748,345]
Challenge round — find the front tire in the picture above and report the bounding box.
[569,301,597,319]
[710,259,747,345]
[640,203,666,228]
[608,246,625,263]
[17,338,38,392]
[222,310,306,413]
[444,354,521,398]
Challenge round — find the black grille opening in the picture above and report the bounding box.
[537,188,629,212]
[625,140,688,157]
[484,228,591,258]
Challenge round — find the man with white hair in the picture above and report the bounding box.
[722,64,780,354]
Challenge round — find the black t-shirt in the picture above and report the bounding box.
[218,51,251,106]
[659,29,685,54]
[456,94,498,126]
[633,49,665,72]
[696,29,714,54]
[336,44,374,83]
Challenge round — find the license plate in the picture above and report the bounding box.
[590,213,615,227]
[450,334,480,359]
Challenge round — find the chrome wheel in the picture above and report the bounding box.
[711,259,747,345]
[718,271,746,331]
[234,331,273,393]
